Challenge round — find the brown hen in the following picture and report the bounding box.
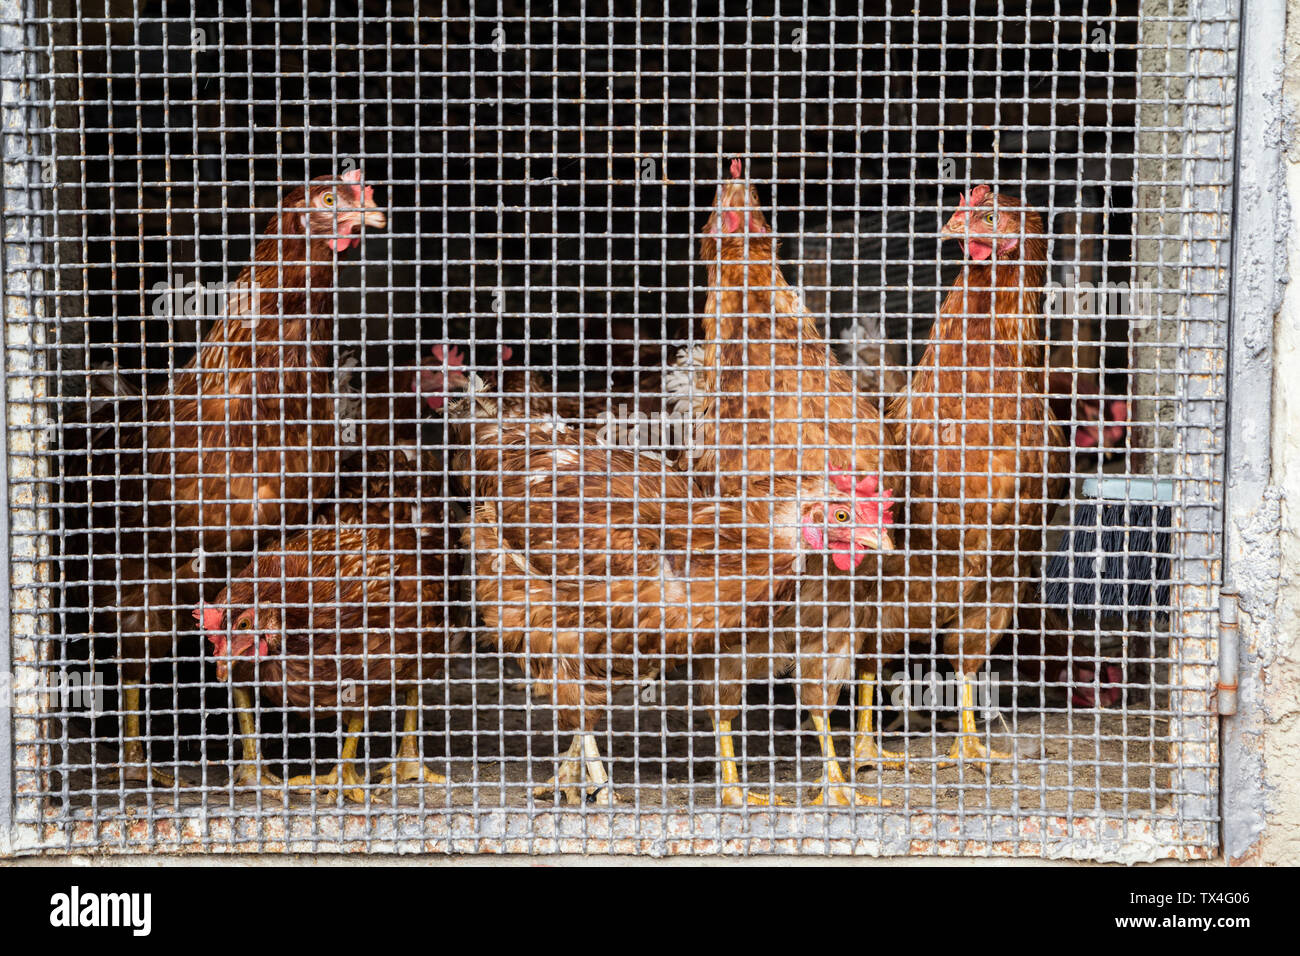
[455,381,894,805]
[690,160,904,805]
[201,515,450,804]
[87,169,385,786]
[853,186,1068,772]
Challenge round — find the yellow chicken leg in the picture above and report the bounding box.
[534,733,617,805]
[809,715,889,807]
[286,716,368,803]
[851,671,906,770]
[940,673,1012,774]
[714,718,786,806]
[375,689,447,788]
[229,687,284,791]
[118,682,176,787]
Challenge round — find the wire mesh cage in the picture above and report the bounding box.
[0,0,1235,857]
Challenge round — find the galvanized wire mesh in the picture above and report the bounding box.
[1,0,1235,857]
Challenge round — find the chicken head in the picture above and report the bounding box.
[705,158,770,237]
[940,184,1029,261]
[197,601,270,681]
[800,472,896,570]
[300,168,388,252]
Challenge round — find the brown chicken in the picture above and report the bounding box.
[454,380,895,805]
[689,160,904,805]
[87,169,386,785]
[199,511,449,803]
[852,185,1067,772]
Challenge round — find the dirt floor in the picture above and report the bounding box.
[54,645,1174,819]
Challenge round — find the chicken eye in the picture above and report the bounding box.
[833,509,850,523]
[984,211,996,225]
[322,193,335,207]
[236,618,252,630]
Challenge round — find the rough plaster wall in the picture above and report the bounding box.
[1262,0,1300,866]
[1134,0,1187,475]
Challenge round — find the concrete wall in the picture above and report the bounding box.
[1247,0,1300,866]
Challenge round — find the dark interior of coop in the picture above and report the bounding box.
[41,0,1173,810]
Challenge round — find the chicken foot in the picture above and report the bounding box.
[114,682,176,787]
[228,687,285,792]
[939,673,1012,774]
[851,671,907,770]
[286,716,368,803]
[375,689,447,788]
[808,714,889,807]
[534,733,617,806]
[714,718,787,806]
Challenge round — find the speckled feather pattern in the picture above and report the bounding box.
[462,417,841,733]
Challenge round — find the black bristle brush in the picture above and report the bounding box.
[1044,478,1173,618]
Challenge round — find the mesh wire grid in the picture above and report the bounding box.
[0,0,1235,857]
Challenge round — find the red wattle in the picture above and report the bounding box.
[831,547,856,572]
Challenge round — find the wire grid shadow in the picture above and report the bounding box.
[0,0,1233,858]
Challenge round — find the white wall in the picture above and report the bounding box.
[1255,0,1300,866]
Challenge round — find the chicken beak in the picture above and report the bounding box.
[939,213,968,241]
[356,183,387,230]
[855,526,895,553]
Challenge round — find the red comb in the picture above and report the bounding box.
[500,344,514,362]
[959,184,992,208]
[195,605,224,631]
[431,344,466,368]
[341,168,363,185]
[729,158,743,179]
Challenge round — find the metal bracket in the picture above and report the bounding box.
[1217,591,1239,716]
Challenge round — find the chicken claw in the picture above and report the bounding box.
[534,733,618,806]
[851,672,907,771]
[228,687,285,794]
[375,689,448,788]
[714,719,787,806]
[286,716,368,803]
[808,715,890,807]
[939,674,1012,775]
[115,682,176,787]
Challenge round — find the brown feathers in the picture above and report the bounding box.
[89,172,386,675]
[461,412,890,735]
[691,163,903,725]
[870,187,1067,678]
[206,523,447,716]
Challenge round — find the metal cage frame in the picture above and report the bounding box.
[0,0,1251,859]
